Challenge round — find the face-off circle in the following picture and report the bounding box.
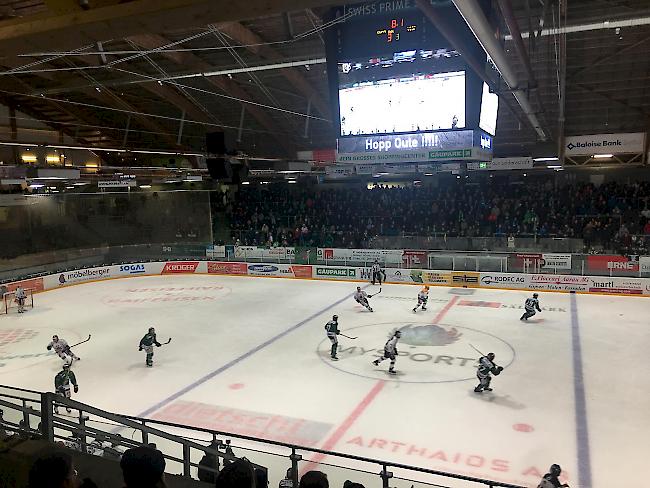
[101,284,231,308]
[318,321,515,384]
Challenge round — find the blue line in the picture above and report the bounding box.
[136,288,360,419]
[570,292,592,488]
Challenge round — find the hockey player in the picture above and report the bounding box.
[413,285,429,312]
[537,464,570,488]
[139,327,162,367]
[520,293,542,321]
[47,335,80,362]
[370,260,384,285]
[325,315,340,360]
[15,286,27,313]
[372,330,401,374]
[354,286,373,312]
[54,363,78,414]
[474,352,503,393]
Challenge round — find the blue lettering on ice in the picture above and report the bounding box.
[120,264,146,274]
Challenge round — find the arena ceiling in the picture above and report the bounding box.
[0,0,649,162]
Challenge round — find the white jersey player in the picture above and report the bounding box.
[324,315,340,360]
[520,293,541,321]
[47,335,80,362]
[474,352,503,393]
[372,331,401,374]
[15,286,27,313]
[413,285,429,312]
[354,286,373,312]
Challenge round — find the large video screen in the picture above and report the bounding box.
[479,82,498,136]
[338,50,466,136]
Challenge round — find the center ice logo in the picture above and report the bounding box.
[318,321,515,384]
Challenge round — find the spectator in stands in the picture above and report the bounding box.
[120,445,166,488]
[214,457,256,488]
[299,470,328,488]
[28,449,80,488]
[279,468,295,488]
[197,440,221,483]
[537,463,569,487]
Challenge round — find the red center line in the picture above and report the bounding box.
[302,294,459,474]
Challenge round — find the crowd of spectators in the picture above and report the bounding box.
[226,181,650,253]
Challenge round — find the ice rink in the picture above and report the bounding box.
[2,273,649,488]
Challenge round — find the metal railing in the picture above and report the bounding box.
[0,385,524,488]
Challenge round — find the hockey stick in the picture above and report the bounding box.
[369,288,382,298]
[161,338,172,345]
[469,343,485,356]
[70,335,91,348]
[339,333,358,340]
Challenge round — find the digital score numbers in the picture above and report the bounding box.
[376,18,417,43]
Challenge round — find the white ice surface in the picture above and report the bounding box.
[1,275,649,488]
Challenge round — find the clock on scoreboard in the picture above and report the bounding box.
[375,17,418,43]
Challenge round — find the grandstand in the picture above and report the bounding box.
[1,1,650,488]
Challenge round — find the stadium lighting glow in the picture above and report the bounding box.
[46,155,61,163]
[29,184,44,188]
[287,180,297,184]
[241,181,250,185]
[21,154,38,163]
[533,157,559,162]
[139,185,152,189]
[593,154,613,159]
[547,165,563,169]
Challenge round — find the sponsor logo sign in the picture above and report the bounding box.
[529,274,589,292]
[119,264,146,275]
[421,271,452,285]
[206,245,226,259]
[451,272,480,286]
[515,253,572,270]
[480,274,528,288]
[289,265,313,279]
[588,278,644,295]
[384,269,415,283]
[402,250,427,268]
[247,264,280,276]
[208,262,247,275]
[317,248,403,263]
[314,267,356,279]
[564,132,645,156]
[153,401,332,447]
[4,277,45,293]
[639,256,650,274]
[587,255,639,272]
[58,267,111,285]
[97,180,136,188]
[161,262,199,274]
[234,246,295,260]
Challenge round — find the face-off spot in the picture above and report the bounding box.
[228,383,245,390]
[513,423,534,433]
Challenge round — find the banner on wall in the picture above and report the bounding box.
[480,273,528,288]
[234,246,295,260]
[586,255,639,272]
[162,262,199,274]
[208,262,247,275]
[206,245,226,259]
[313,266,357,280]
[640,256,650,273]
[588,277,644,295]
[514,253,572,270]
[528,274,589,292]
[317,248,403,263]
[402,250,427,268]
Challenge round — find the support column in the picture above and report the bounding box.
[304,98,312,139]
[237,106,246,143]
[177,110,186,145]
[122,115,131,147]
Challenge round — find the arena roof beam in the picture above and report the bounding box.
[215,21,330,119]
[128,34,295,155]
[451,0,547,141]
[0,0,343,57]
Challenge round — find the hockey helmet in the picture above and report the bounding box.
[148,327,155,333]
[62,362,70,369]
[550,464,561,476]
[395,330,402,337]
[333,315,338,321]
[424,285,430,290]
[356,286,361,291]
[487,352,495,360]
[533,293,539,298]
[52,335,59,341]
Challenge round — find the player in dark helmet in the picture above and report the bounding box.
[521,292,542,321]
[325,315,340,360]
[139,326,162,367]
[474,352,503,393]
[537,464,570,488]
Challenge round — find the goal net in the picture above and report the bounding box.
[2,288,34,314]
